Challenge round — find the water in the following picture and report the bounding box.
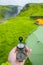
[0,6,23,23]
[4,6,23,19]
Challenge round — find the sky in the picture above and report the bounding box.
[0,0,43,6]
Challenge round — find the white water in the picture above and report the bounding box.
[0,6,23,23]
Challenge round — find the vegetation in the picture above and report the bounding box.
[0,5,18,19]
[0,3,43,65]
[19,3,43,16]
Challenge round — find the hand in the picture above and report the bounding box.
[8,47,32,65]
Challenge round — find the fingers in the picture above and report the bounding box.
[8,47,17,62]
[25,46,32,56]
[30,49,32,52]
[10,47,17,53]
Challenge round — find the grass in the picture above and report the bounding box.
[0,17,37,65]
[0,3,43,65]
[19,3,43,16]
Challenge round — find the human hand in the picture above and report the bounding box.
[8,47,32,65]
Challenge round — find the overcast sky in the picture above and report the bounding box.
[0,0,43,6]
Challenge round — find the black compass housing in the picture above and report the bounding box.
[16,37,27,62]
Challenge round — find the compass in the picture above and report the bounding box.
[16,37,27,62]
